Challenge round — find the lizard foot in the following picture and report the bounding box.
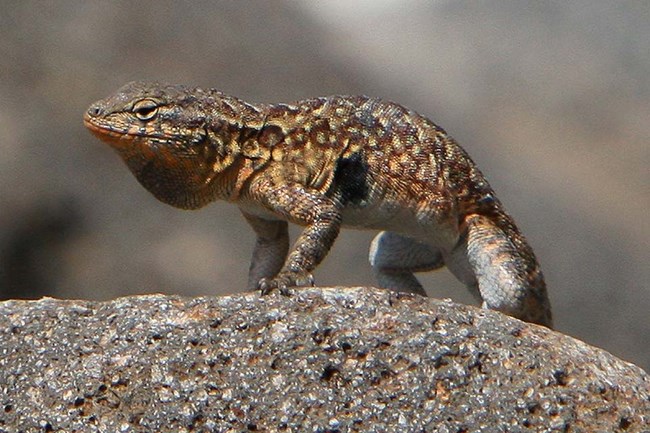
[258,272,315,296]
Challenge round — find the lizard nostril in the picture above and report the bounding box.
[88,105,103,117]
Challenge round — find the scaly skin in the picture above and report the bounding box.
[84,81,552,327]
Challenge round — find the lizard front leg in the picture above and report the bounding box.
[241,211,289,290]
[249,179,342,294]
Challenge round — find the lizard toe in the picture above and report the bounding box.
[257,272,314,295]
[257,278,276,296]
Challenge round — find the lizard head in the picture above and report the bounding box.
[84,81,249,209]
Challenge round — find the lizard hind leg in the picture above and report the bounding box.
[369,231,444,296]
[463,214,553,327]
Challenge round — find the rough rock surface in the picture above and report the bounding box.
[0,288,648,433]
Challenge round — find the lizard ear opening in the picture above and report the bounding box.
[132,99,159,121]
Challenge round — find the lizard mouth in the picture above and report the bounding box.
[84,117,121,138]
[83,114,142,136]
[83,118,138,153]
[84,115,176,142]
[83,115,162,151]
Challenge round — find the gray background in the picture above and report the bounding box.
[1,1,648,371]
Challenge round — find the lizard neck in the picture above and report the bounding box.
[200,95,273,202]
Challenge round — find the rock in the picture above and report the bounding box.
[0,287,648,432]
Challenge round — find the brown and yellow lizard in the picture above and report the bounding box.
[84,81,552,327]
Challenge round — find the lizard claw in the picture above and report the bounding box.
[257,272,315,296]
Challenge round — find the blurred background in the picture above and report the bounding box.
[0,1,647,370]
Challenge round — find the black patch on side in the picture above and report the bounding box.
[332,153,370,206]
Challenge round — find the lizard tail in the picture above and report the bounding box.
[464,212,553,328]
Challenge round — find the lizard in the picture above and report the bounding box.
[84,81,553,327]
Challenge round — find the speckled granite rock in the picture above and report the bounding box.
[0,288,648,433]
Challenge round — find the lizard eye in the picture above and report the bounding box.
[133,99,159,121]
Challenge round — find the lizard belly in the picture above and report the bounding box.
[340,200,460,252]
[237,200,285,221]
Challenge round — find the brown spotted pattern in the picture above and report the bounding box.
[84,82,552,327]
